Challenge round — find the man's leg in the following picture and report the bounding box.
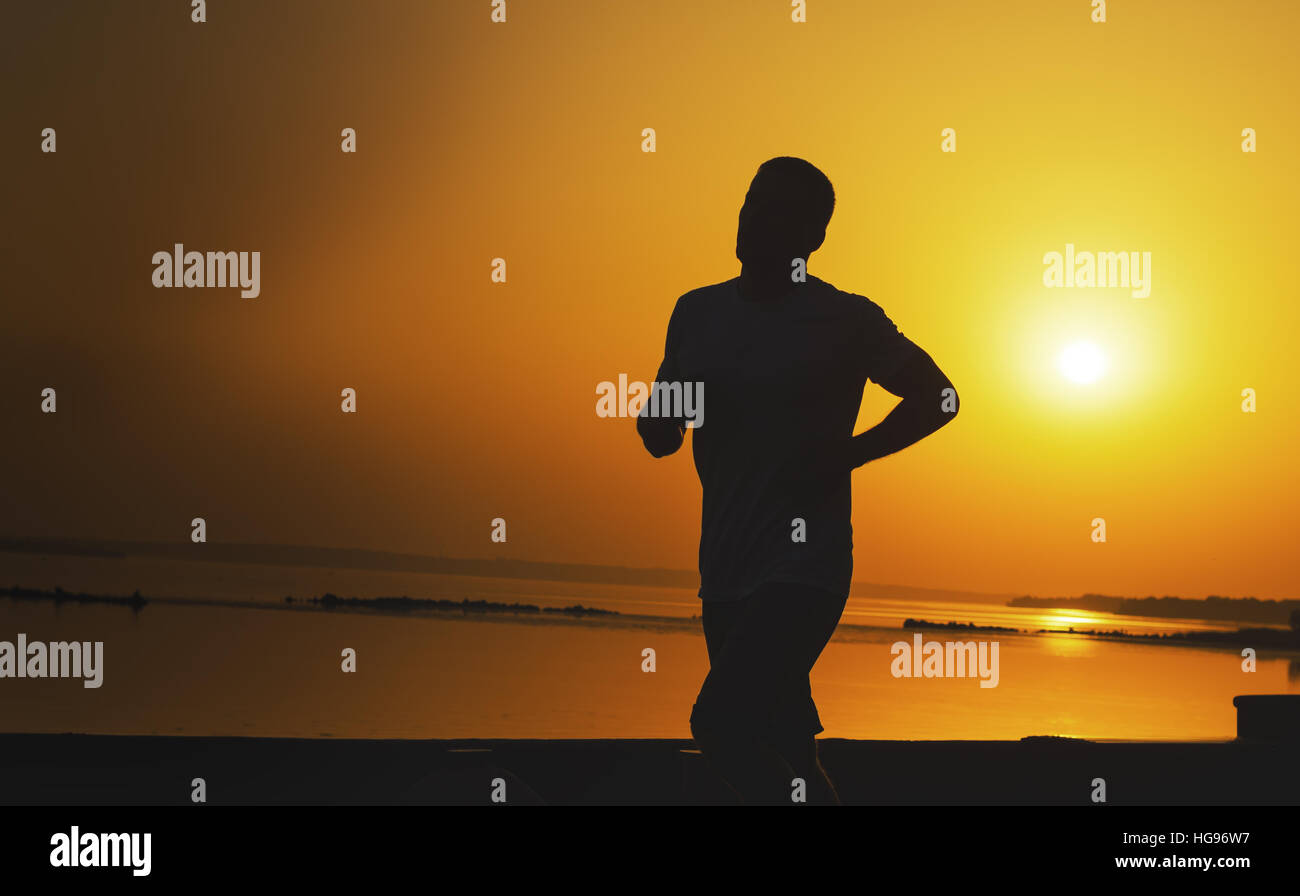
[692,595,794,803]
[690,582,848,805]
[761,584,847,804]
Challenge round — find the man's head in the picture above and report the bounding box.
[735,157,835,268]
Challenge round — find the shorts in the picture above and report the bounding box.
[690,580,848,741]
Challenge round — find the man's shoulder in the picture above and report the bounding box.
[670,278,736,320]
[810,277,891,320]
[678,278,736,304]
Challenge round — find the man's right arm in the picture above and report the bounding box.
[637,298,687,458]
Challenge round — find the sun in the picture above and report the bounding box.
[1058,340,1108,385]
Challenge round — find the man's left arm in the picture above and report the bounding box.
[847,339,958,469]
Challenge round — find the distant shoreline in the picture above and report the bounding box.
[905,616,1300,651]
[7,587,1299,654]
[298,592,619,618]
[6,535,1295,622]
[1009,594,1300,627]
[0,534,1017,604]
[1,585,618,620]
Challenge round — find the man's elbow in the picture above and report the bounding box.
[935,377,959,426]
[907,371,957,429]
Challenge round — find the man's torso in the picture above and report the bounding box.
[668,275,891,600]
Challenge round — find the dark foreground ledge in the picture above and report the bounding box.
[1,734,1297,805]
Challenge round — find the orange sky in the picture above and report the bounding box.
[4,0,1299,601]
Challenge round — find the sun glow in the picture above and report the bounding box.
[1058,341,1108,385]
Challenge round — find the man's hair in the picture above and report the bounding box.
[755,156,835,233]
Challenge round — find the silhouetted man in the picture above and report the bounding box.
[637,157,959,804]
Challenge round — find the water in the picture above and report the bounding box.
[1,553,1296,741]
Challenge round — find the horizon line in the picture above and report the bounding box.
[0,534,1287,604]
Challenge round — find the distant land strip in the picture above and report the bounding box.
[0,585,615,619]
[1010,594,1300,626]
[299,593,619,617]
[903,618,1021,633]
[0,535,1016,603]
[5,587,1299,653]
[4,536,1293,622]
[1033,625,1300,650]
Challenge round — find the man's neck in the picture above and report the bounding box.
[738,263,807,303]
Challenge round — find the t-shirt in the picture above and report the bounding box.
[643,275,918,601]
